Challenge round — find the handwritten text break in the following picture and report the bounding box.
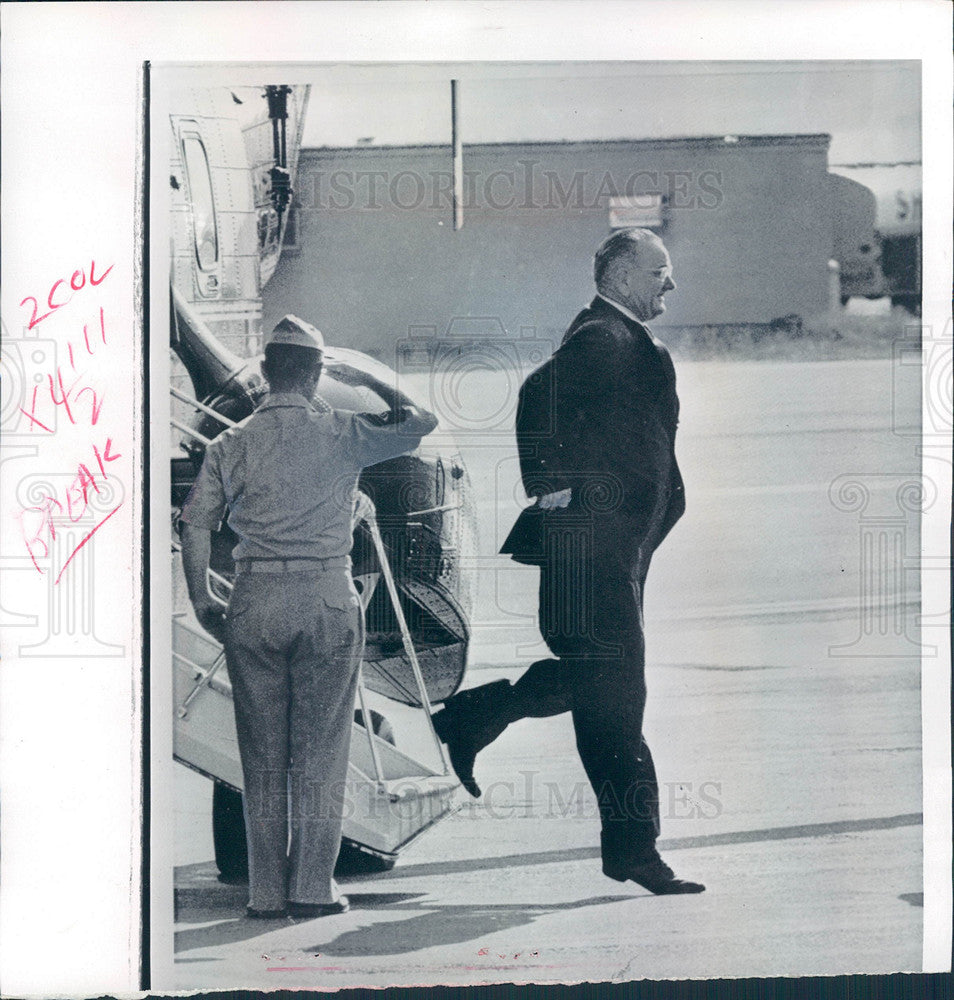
[14,262,123,584]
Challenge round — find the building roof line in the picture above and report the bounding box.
[830,160,921,169]
[302,133,833,155]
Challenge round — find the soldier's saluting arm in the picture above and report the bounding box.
[324,363,439,466]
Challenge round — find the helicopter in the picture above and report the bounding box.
[167,83,474,877]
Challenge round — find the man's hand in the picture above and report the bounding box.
[194,599,227,645]
[538,488,572,509]
[180,523,227,642]
[323,360,400,402]
[322,360,369,388]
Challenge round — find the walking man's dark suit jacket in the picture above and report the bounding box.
[499,293,686,866]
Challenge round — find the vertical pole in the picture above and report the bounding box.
[357,498,451,774]
[356,671,386,783]
[451,80,464,231]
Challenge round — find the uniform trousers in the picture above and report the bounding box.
[224,566,363,911]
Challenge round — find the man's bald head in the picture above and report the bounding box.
[593,228,676,322]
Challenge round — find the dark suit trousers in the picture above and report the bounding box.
[513,502,668,864]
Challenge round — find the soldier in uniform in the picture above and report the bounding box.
[180,315,438,919]
[432,229,704,896]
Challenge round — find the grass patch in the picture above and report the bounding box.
[666,308,921,363]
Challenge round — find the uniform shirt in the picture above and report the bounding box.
[180,392,437,561]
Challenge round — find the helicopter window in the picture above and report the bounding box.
[181,134,219,272]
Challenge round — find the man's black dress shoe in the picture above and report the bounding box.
[444,737,482,798]
[432,680,519,799]
[603,857,705,895]
[287,897,350,919]
[432,709,482,798]
[245,906,287,919]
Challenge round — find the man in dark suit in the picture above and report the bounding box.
[433,228,704,895]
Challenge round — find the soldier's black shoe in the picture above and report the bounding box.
[245,906,287,919]
[603,857,705,895]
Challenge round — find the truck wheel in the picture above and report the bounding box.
[890,293,920,315]
[212,782,248,884]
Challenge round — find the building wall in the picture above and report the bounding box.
[264,135,832,358]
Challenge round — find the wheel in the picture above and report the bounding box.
[210,709,396,882]
[335,839,398,875]
[890,293,920,315]
[354,707,396,745]
[212,781,248,884]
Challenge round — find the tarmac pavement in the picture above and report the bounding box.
[168,358,929,988]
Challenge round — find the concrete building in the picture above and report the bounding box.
[264,134,843,359]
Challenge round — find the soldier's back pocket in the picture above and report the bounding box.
[318,571,362,613]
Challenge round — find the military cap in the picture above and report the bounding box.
[265,315,325,352]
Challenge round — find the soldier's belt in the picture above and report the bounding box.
[234,556,350,574]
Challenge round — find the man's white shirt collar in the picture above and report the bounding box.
[596,293,644,326]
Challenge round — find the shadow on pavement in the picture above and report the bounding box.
[175,892,425,953]
[310,894,634,957]
[377,812,922,880]
[174,813,922,957]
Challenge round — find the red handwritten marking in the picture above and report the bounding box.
[19,295,54,330]
[49,279,70,310]
[89,260,113,285]
[461,965,562,971]
[81,309,108,354]
[48,369,79,424]
[91,438,121,478]
[18,386,54,433]
[54,502,122,585]
[68,342,76,369]
[66,464,102,522]
[19,261,113,329]
[18,495,63,573]
[20,366,107,430]
[471,947,540,964]
[40,366,107,427]
[19,439,121,574]
[73,385,105,425]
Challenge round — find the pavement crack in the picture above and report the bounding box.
[613,954,637,981]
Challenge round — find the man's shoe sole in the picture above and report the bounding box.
[287,897,350,918]
[604,867,705,895]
